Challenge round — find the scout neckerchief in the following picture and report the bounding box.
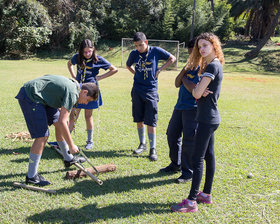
[139,46,150,80]
[72,58,93,132]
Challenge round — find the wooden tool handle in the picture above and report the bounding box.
[13,182,56,194]
[73,163,103,185]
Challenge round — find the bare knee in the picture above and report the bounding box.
[85,109,93,120]
[35,136,48,143]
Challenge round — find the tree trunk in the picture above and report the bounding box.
[190,0,196,40]
[245,7,280,59]
[251,1,278,40]
[209,0,214,13]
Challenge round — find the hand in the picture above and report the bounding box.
[96,76,101,81]
[69,144,79,154]
[155,69,161,79]
[202,88,213,97]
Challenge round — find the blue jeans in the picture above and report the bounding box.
[166,108,197,178]
[188,122,219,200]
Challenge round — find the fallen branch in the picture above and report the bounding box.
[5,132,33,142]
[65,163,116,179]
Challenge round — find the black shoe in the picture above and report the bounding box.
[26,173,51,186]
[48,141,59,149]
[176,175,192,184]
[133,143,147,155]
[159,163,181,173]
[149,148,158,161]
[64,155,86,168]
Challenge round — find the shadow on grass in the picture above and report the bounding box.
[0,146,30,155]
[27,201,172,223]
[83,148,156,161]
[0,169,67,193]
[1,146,69,164]
[1,145,134,160]
[79,148,139,159]
[225,50,280,74]
[0,168,67,180]
[57,172,175,198]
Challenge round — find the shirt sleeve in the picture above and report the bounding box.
[155,47,171,61]
[70,54,78,66]
[61,90,78,112]
[202,63,217,80]
[98,56,112,70]
[126,51,135,67]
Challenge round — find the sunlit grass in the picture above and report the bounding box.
[0,54,279,223]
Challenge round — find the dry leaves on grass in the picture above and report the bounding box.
[5,131,33,142]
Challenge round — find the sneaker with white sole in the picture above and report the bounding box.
[171,199,198,213]
[48,141,59,149]
[159,163,181,173]
[133,143,147,155]
[85,141,94,150]
[196,191,213,204]
[176,175,192,184]
[149,148,158,161]
[64,155,86,168]
[26,173,51,186]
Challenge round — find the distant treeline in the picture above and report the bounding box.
[0,0,279,57]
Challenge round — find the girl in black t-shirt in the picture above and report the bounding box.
[171,32,224,213]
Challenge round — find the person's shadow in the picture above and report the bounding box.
[56,171,175,198]
[26,201,172,223]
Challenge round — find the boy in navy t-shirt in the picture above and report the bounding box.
[126,32,176,161]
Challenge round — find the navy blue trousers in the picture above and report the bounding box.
[188,122,219,200]
[166,108,197,178]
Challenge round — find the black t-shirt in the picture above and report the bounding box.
[196,59,223,124]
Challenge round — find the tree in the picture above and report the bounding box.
[0,0,52,57]
[162,0,175,39]
[100,0,165,39]
[190,0,196,40]
[229,0,280,40]
[170,0,232,42]
[209,0,214,13]
[245,6,280,58]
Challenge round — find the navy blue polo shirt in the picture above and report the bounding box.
[126,46,171,95]
[71,54,111,83]
[175,67,199,110]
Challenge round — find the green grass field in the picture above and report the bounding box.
[0,45,280,223]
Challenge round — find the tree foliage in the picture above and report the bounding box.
[229,0,280,40]
[0,0,52,56]
[1,0,277,57]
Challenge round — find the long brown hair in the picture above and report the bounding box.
[77,39,98,69]
[185,33,224,75]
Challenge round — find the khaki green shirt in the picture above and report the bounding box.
[24,75,80,111]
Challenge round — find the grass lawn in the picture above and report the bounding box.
[0,45,279,223]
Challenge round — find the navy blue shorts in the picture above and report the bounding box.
[15,87,60,139]
[76,90,103,109]
[131,88,159,127]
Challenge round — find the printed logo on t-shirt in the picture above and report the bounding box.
[135,59,152,73]
[186,73,195,79]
